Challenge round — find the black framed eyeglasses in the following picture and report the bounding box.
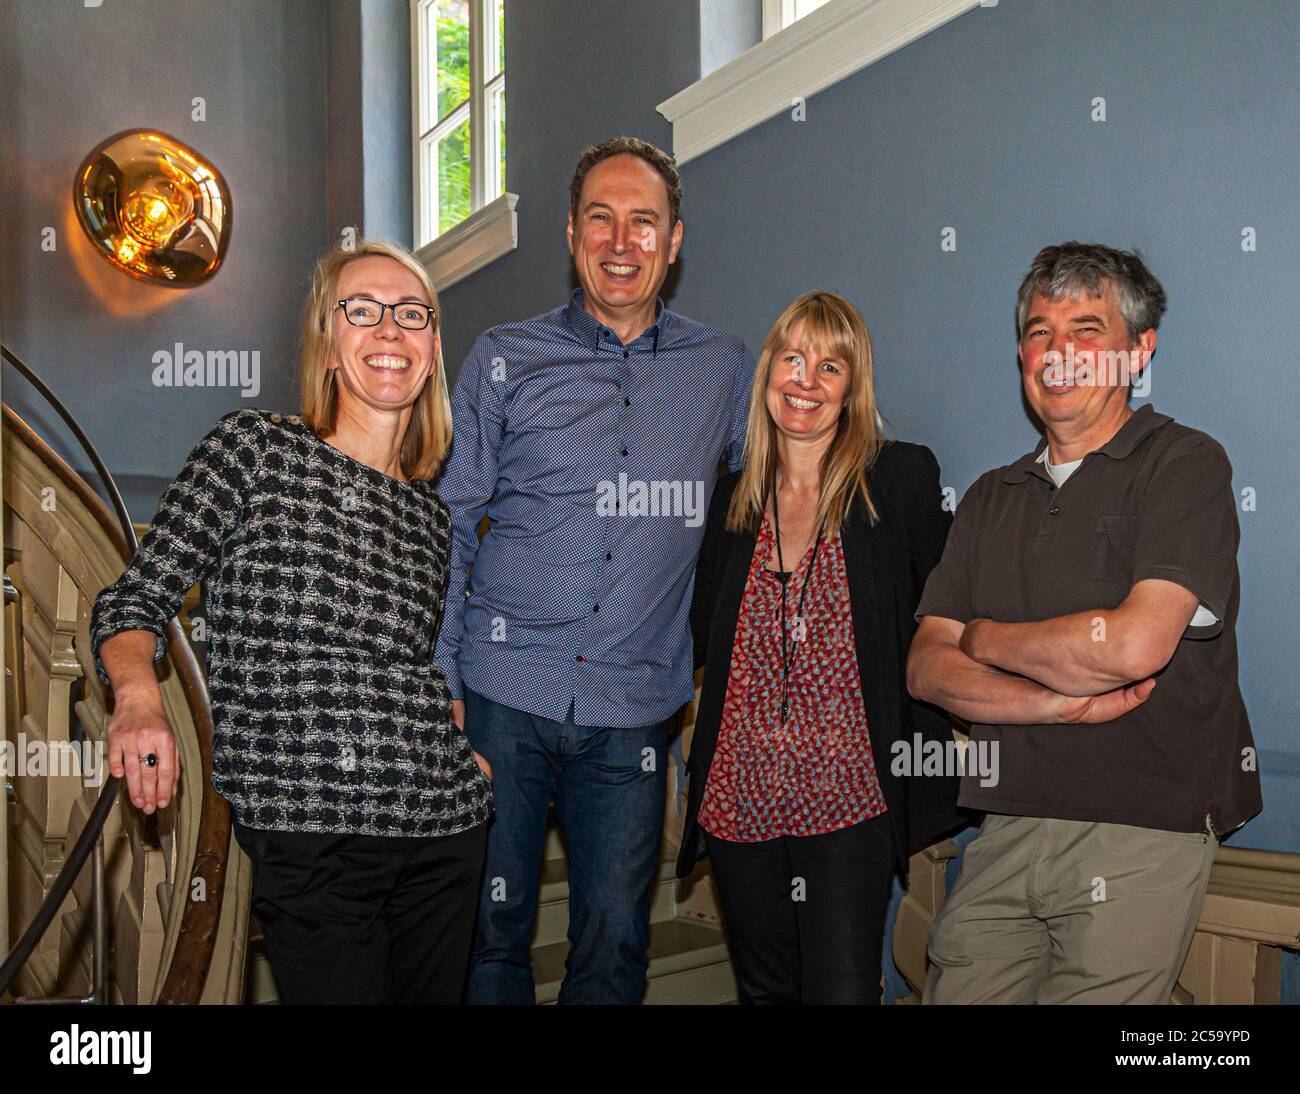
[336,296,436,331]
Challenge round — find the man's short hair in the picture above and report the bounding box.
[569,136,682,227]
[1016,242,1168,343]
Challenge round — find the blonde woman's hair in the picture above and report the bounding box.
[727,291,886,537]
[298,239,451,482]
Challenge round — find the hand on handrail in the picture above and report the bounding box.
[107,696,179,814]
[100,630,181,813]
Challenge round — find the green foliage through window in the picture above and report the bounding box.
[421,0,505,243]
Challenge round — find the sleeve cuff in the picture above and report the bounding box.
[92,627,168,687]
[1131,565,1227,638]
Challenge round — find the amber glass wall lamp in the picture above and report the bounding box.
[74,129,232,287]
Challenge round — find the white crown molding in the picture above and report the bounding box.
[416,191,519,292]
[658,0,983,166]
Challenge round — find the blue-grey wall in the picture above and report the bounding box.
[701,0,761,76]
[359,0,415,244]
[327,0,367,238]
[0,0,331,520]
[327,0,414,243]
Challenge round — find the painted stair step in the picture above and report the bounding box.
[542,822,565,863]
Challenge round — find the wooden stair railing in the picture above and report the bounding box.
[2,348,250,1003]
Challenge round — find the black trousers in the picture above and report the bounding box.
[233,819,486,1005]
[704,813,896,1005]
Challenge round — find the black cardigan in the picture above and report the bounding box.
[677,440,967,880]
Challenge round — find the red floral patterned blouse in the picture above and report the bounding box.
[697,513,887,842]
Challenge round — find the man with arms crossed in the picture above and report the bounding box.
[908,242,1261,1003]
[436,137,754,1004]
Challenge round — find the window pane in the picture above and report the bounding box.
[437,114,471,235]
[435,0,470,121]
[792,0,832,21]
[498,88,506,195]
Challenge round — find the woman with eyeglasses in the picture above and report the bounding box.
[677,291,964,1004]
[91,239,492,1004]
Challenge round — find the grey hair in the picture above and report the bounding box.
[1016,242,1167,342]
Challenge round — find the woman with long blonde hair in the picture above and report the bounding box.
[91,239,492,1003]
[677,291,962,1003]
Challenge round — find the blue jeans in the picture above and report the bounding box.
[462,688,669,1004]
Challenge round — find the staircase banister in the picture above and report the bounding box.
[1,346,231,1004]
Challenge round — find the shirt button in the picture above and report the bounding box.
[621,447,628,457]
[1048,505,1060,515]
[623,349,630,358]
[592,604,600,612]
[602,328,611,337]
[605,551,612,560]
[576,655,585,663]
[624,397,631,407]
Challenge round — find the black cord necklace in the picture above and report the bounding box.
[771,482,824,725]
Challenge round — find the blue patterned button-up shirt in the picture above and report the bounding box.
[434,288,755,727]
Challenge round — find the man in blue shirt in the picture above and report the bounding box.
[435,137,754,1004]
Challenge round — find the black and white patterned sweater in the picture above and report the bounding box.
[90,408,493,837]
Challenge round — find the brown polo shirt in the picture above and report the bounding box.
[917,405,1261,835]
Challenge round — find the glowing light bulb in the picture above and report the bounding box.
[74,129,231,287]
[119,177,194,248]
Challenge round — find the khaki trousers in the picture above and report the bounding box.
[923,813,1217,1004]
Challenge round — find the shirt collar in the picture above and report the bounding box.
[562,287,666,353]
[1002,404,1174,484]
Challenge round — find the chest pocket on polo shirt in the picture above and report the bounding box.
[1089,515,1138,584]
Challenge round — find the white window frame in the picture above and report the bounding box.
[411,0,518,289]
[762,0,835,40]
[660,0,984,166]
